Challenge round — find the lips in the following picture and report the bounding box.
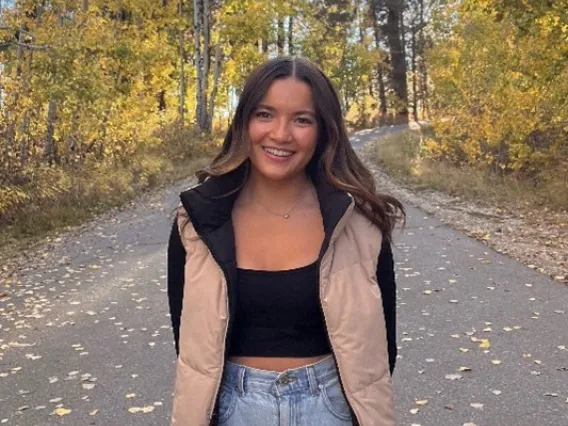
[262,147,295,158]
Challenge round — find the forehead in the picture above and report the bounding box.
[259,78,314,111]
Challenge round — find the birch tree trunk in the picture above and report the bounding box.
[207,45,221,132]
[201,0,210,131]
[179,0,186,124]
[193,0,203,131]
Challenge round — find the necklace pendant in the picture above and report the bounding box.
[283,214,290,219]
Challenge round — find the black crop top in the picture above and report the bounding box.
[228,261,331,357]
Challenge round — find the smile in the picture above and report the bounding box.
[262,147,295,157]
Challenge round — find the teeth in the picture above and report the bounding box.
[264,147,293,157]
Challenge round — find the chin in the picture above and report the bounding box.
[252,163,306,182]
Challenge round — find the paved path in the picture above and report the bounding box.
[0,126,566,425]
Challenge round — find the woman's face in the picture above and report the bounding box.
[247,78,318,182]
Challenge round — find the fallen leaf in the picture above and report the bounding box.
[409,408,420,414]
[491,360,502,365]
[445,374,462,381]
[479,339,491,349]
[53,407,71,416]
[492,390,502,395]
[415,400,428,406]
[126,393,136,399]
[458,367,472,372]
[128,406,155,414]
[89,409,98,416]
[470,403,484,410]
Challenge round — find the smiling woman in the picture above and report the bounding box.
[248,79,318,183]
[167,57,405,426]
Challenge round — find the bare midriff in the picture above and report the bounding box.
[228,354,331,372]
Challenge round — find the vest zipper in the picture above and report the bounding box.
[318,195,363,426]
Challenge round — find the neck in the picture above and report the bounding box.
[242,169,313,213]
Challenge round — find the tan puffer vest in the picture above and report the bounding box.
[170,192,396,426]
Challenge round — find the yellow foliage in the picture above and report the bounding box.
[427,1,568,175]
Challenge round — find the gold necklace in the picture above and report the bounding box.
[256,186,312,219]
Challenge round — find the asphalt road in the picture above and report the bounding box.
[1,126,567,426]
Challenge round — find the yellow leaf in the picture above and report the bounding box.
[129,406,155,414]
[126,393,136,399]
[53,407,72,416]
[415,399,429,406]
[491,360,502,365]
[479,339,491,349]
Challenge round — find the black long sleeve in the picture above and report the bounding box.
[167,219,186,356]
[376,238,397,375]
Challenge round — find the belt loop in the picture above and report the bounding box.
[237,366,246,396]
[307,365,319,396]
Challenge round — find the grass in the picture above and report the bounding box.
[369,128,568,211]
[0,125,219,264]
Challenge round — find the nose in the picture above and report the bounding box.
[270,118,292,143]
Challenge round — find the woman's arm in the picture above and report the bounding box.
[376,238,397,375]
[167,219,186,356]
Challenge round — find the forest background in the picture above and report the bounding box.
[0,0,567,254]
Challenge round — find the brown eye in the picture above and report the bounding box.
[296,117,313,125]
[255,111,271,119]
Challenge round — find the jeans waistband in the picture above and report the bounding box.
[222,355,338,397]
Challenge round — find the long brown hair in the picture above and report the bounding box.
[196,56,405,240]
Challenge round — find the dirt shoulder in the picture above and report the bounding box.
[360,146,568,285]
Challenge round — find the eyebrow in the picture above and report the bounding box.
[256,104,315,116]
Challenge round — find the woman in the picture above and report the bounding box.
[167,57,404,426]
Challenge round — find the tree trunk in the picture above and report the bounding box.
[44,100,57,164]
[2,25,26,167]
[385,0,408,123]
[201,0,210,131]
[277,16,285,55]
[179,0,186,124]
[207,45,221,132]
[262,37,268,54]
[418,0,428,118]
[370,1,388,123]
[288,15,294,55]
[411,25,418,121]
[193,0,203,131]
[378,66,387,120]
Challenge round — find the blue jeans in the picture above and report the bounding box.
[216,355,353,426]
